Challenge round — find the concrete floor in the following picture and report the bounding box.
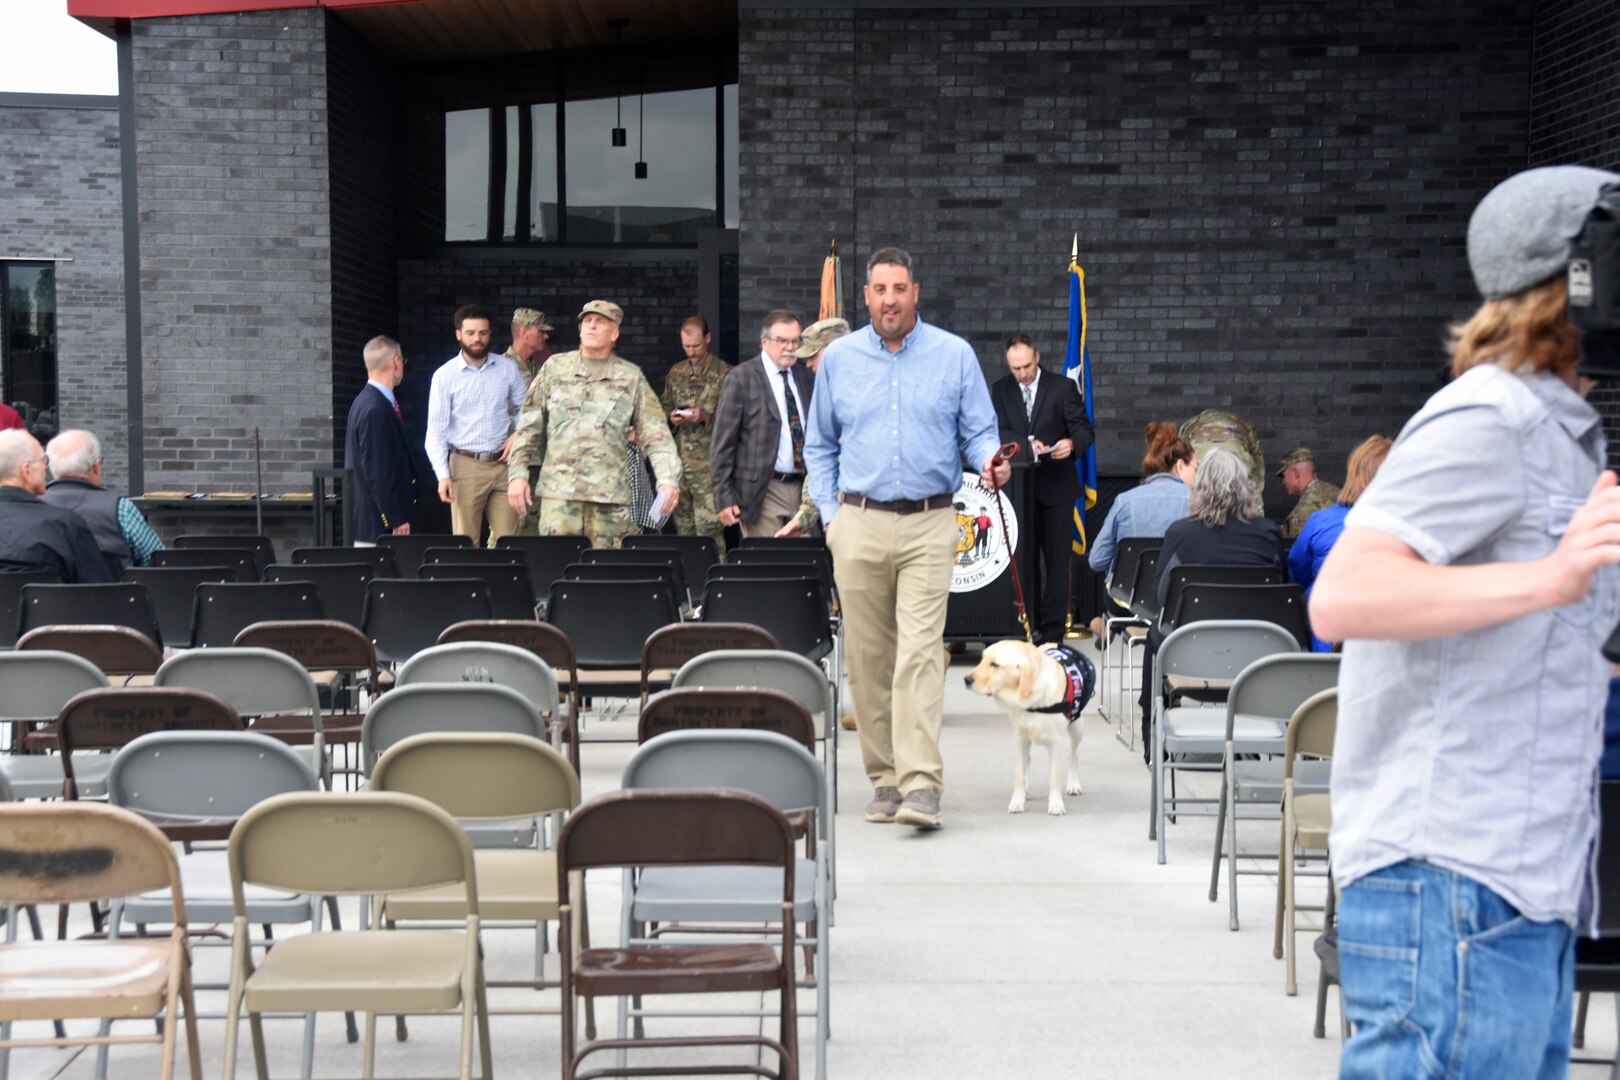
[12,635,1619,1078]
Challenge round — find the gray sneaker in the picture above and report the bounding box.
[865,786,903,823]
[896,789,943,829]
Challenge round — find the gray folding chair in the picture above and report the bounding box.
[104,731,339,1080]
[620,729,830,1080]
[152,648,330,789]
[0,650,112,798]
[396,641,564,750]
[1149,620,1300,864]
[1206,653,1339,929]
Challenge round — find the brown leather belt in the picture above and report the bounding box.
[839,492,954,514]
[450,446,501,462]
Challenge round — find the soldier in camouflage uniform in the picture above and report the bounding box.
[503,308,554,535]
[1180,408,1265,514]
[774,317,849,538]
[1277,446,1341,540]
[659,316,731,554]
[506,300,682,549]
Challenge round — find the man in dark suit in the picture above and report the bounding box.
[710,309,815,538]
[344,335,416,544]
[990,333,1095,643]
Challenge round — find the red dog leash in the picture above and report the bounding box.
[986,441,1032,642]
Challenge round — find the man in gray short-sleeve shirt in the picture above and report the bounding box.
[1312,164,1620,1078]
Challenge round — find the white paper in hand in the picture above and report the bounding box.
[647,487,676,529]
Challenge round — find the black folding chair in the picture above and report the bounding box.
[18,583,164,649]
[151,546,258,582]
[420,546,524,568]
[1159,565,1287,635]
[173,534,277,576]
[545,579,681,702]
[191,581,325,648]
[563,561,682,603]
[122,565,235,649]
[418,563,539,621]
[264,562,377,630]
[707,562,836,622]
[702,577,832,665]
[1171,583,1312,650]
[377,533,471,577]
[1571,781,1620,1065]
[726,545,835,584]
[291,545,401,577]
[1104,537,1163,610]
[737,536,826,551]
[622,534,720,604]
[361,578,494,664]
[495,536,591,609]
[0,570,60,648]
[579,547,689,608]
[1127,549,1163,621]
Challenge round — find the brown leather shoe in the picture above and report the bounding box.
[864,786,902,823]
[840,714,857,732]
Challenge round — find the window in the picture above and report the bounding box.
[2,263,57,438]
[442,70,736,245]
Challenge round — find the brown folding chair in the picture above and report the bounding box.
[234,619,380,785]
[638,687,815,753]
[16,624,163,683]
[56,687,244,800]
[557,789,799,1080]
[0,802,202,1080]
[638,622,778,708]
[439,619,580,772]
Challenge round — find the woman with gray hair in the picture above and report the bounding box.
[1135,446,1285,762]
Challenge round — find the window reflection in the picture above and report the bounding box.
[3,264,58,439]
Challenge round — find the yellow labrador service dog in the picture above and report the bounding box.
[965,639,1096,815]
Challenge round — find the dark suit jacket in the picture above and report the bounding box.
[710,356,815,524]
[991,370,1096,507]
[344,383,416,543]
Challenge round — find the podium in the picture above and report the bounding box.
[944,461,1039,643]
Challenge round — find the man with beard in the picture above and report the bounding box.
[425,304,529,545]
[806,247,1006,830]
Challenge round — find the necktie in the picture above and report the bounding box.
[780,369,805,472]
[1022,383,1034,420]
[393,399,403,423]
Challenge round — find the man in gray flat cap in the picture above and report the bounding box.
[1312,164,1620,1076]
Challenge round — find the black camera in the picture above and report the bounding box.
[1570,181,1620,380]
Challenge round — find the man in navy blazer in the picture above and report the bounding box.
[990,333,1095,643]
[344,335,416,543]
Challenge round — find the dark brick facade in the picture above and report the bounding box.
[128,9,334,497]
[0,97,128,487]
[1530,0,1620,462]
[739,1,1545,514]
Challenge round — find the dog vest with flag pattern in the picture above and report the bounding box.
[1031,644,1095,722]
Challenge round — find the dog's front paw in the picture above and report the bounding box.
[1007,793,1026,814]
[1065,778,1083,796]
[1046,797,1067,816]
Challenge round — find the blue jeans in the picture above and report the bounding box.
[1338,860,1574,1079]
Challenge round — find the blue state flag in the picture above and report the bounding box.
[1064,244,1098,555]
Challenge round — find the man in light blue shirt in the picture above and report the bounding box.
[806,246,1006,830]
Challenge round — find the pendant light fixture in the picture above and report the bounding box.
[609,18,628,147]
[634,68,649,179]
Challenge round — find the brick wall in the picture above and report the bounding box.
[740,1,1535,514]
[0,98,128,487]
[129,10,334,495]
[1530,0,1620,463]
[326,13,402,463]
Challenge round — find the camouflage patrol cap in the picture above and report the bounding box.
[578,300,624,326]
[1276,447,1316,475]
[512,308,553,330]
[793,317,851,358]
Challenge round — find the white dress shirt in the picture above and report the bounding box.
[761,353,808,475]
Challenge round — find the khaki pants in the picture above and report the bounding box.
[742,478,803,539]
[448,454,518,547]
[826,503,957,795]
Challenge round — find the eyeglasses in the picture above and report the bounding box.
[767,336,802,349]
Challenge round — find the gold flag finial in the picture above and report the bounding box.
[829,238,837,258]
